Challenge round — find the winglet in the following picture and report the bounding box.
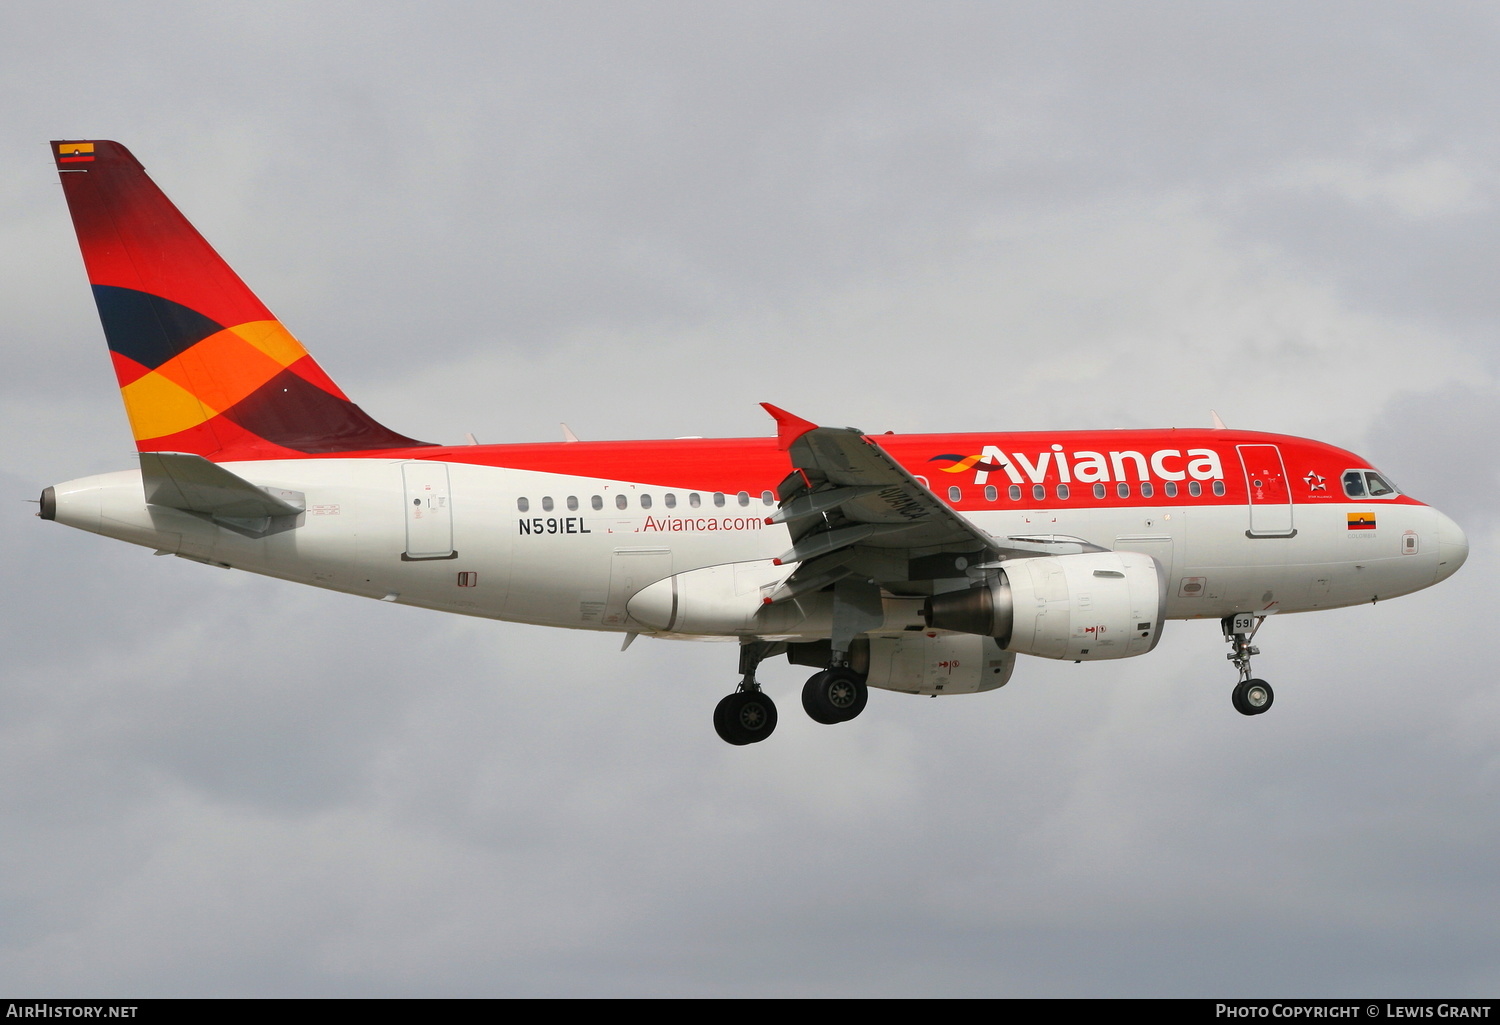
[760,403,820,451]
[1210,409,1228,430]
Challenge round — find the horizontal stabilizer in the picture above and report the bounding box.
[140,452,304,522]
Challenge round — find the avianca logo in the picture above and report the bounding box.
[929,445,1225,485]
[929,453,1008,474]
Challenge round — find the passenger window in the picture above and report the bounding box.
[517,497,529,513]
[591,495,603,511]
[542,496,554,512]
[1117,482,1130,498]
[737,491,750,507]
[1009,485,1021,501]
[1032,484,1045,501]
[1140,482,1154,498]
[948,486,962,503]
[713,492,726,508]
[1164,481,1178,498]
[1093,483,1106,500]
[762,491,775,505]
[615,494,628,510]
[1057,484,1070,500]
[1188,481,1202,497]
[664,493,676,509]
[689,493,701,508]
[985,485,997,502]
[640,494,652,509]
[1213,481,1226,496]
[567,496,578,512]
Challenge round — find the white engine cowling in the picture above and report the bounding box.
[923,551,1166,661]
[864,633,1016,695]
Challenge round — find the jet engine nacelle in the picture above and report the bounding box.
[864,633,1016,695]
[922,551,1166,661]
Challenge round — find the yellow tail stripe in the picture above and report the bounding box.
[232,320,308,368]
[120,372,219,440]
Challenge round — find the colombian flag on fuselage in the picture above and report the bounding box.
[1348,512,1377,530]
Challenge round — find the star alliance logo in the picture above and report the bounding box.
[1304,472,1326,491]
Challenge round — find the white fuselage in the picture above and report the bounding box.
[47,457,1467,641]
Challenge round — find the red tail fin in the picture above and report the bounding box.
[52,140,430,459]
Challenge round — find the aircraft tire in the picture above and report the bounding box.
[803,668,868,724]
[1232,679,1274,716]
[714,691,778,745]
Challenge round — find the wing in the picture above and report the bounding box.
[760,404,1102,605]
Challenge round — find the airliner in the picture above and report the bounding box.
[38,140,1470,745]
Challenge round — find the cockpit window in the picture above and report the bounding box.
[1342,469,1399,500]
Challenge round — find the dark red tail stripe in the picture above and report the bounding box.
[219,369,429,454]
[282,354,352,401]
[56,142,275,329]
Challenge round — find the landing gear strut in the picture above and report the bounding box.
[1223,613,1274,716]
[714,641,780,745]
[799,578,876,726]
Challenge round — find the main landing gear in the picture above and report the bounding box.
[714,641,780,746]
[799,578,874,727]
[713,641,872,745]
[1223,613,1274,716]
[802,666,868,725]
[713,688,778,746]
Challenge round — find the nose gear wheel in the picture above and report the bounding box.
[1223,614,1275,717]
[1232,678,1274,715]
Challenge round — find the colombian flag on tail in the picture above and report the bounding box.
[50,139,429,460]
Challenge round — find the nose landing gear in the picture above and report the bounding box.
[1223,613,1274,716]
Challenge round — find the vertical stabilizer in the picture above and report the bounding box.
[51,140,429,459]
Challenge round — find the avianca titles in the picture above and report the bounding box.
[38,140,1469,745]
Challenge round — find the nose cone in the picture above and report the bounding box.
[625,576,678,631]
[1433,508,1469,583]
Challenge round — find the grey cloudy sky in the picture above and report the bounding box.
[2,0,1496,997]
